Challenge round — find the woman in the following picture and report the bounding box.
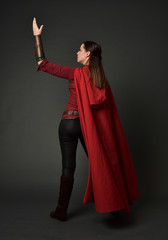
[32,17,139,221]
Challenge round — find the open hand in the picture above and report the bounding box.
[32,17,44,35]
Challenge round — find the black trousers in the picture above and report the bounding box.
[58,118,88,178]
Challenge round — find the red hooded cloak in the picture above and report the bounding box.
[74,65,139,213]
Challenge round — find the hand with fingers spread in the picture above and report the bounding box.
[32,17,44,36]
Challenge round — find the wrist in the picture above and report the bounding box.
[33,33,41,36]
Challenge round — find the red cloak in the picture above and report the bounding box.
[74,65,139,213]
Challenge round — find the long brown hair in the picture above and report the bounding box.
[83,41,108,88]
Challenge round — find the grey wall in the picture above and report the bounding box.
[0,0,167,202]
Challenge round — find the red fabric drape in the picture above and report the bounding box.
[74,65,139,213]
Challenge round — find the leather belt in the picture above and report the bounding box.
[62,110,79,119]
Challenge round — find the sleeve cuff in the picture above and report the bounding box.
[36,58,48,72]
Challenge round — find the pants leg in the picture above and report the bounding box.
[79,125,88,157]
[58,118,88,178]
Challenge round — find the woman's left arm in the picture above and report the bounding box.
[32,17,75,81]
[32,18,45,63]
[37,59,75,81]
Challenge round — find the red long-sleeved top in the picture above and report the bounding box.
[37,58,79,119]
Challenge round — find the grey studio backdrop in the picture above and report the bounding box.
[0,0,167,214]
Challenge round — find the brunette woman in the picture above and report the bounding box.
[32,17,139,221]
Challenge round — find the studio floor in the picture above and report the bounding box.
[0,186,167,240]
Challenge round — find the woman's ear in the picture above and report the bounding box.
[87,51,91,57]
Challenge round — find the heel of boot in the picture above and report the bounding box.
[50,206,67,221]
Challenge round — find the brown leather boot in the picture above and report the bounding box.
[50,175,74,221]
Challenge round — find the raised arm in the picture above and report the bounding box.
[32,17,75,81]
[37,59,75,81]
[32,17,44,64]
